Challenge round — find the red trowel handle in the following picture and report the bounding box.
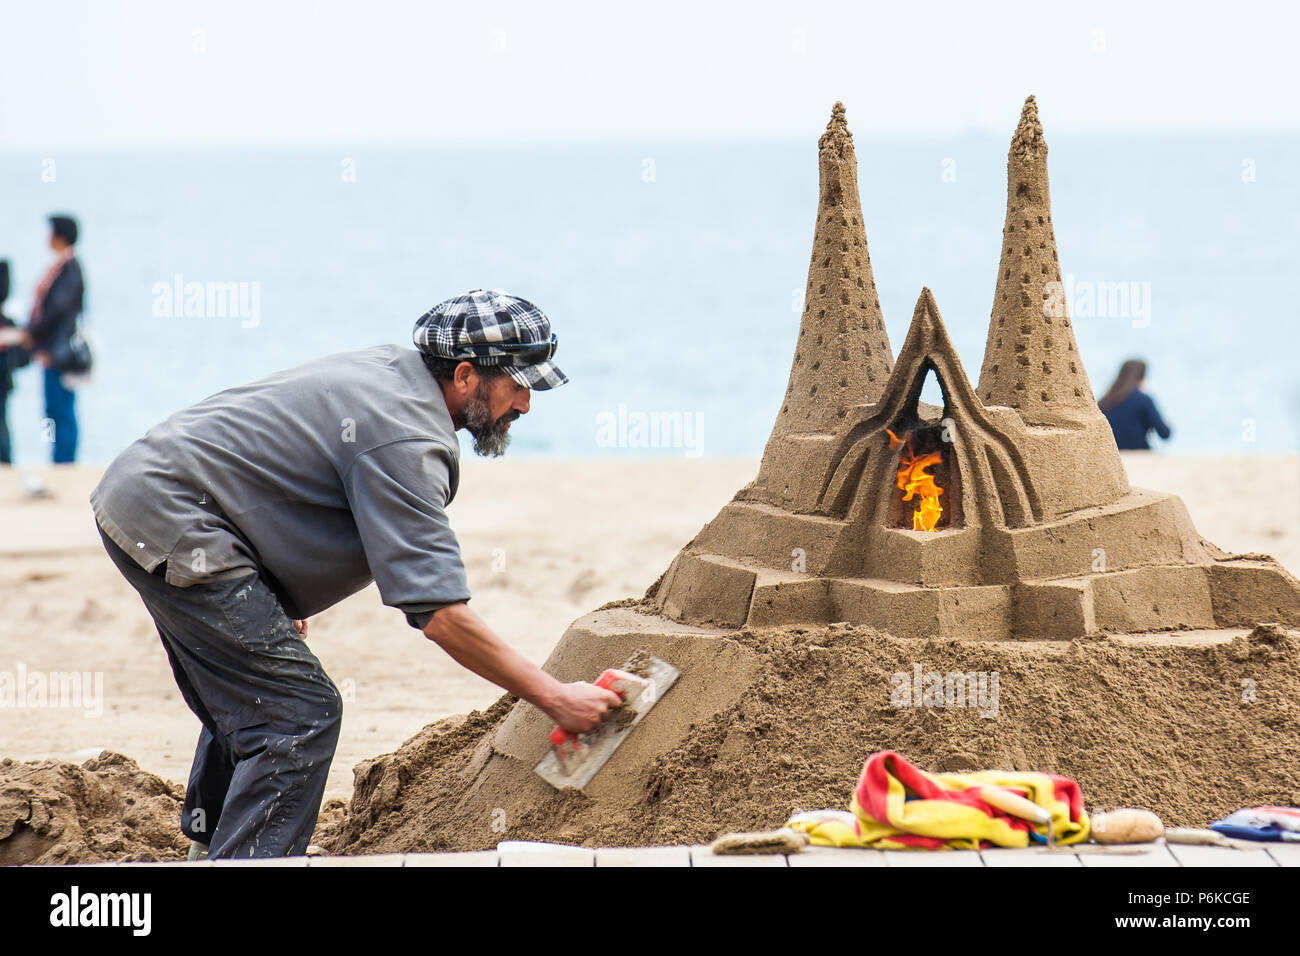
[549,668,646,750]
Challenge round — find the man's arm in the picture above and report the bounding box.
[342,442,619,732]
[423,602,621,733]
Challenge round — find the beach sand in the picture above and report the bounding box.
[1,453,1296,801]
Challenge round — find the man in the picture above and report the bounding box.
[23,214,85,463]
[92,289,621,860]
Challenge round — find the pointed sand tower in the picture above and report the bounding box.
[974,94,1130,519]
[772,101,892,431]
[978,95,1098,423]
[745,102,893,512]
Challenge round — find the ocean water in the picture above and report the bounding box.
[1,133,1297,465]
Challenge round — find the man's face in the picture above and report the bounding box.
[463,369,531,457]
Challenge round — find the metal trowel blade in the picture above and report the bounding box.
[534,654,680,790]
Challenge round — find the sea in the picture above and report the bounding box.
[1,132,1297,465]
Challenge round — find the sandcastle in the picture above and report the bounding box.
[479,96,1300,796]
[653,96,1300,642]
[329,99,1300,852]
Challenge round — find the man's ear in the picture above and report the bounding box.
[452,360,476,394]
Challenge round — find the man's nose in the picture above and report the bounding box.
[516,390,531,415]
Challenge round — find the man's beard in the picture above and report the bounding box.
[464,380,519,458]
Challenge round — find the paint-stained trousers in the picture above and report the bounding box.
[99,527,342,859]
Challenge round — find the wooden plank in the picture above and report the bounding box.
[595,846,692,867]
[981,847,1082,867]
[1078,845,1179,867]
[404,851,499,867]
[1265,843,1300,867]
[210,857,312,867]
[689,846,788,867]
[498,841,594,867]
[1168,844,1278,867]
[307,853,405,867]
[213,858,314,868]
[116,861,209,868]
[883,850,984,867]
[786,846,886,867]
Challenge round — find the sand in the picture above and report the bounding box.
[0,751,187,865]
[320,621,1300,853]
[0,453,1296,857]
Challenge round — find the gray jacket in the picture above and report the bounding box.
[92,345,470,626]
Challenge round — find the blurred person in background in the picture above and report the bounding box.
[0,260,21,464]
[21,214,86,464]
[1098,358,1172,451]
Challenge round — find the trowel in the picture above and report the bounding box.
[534,651,680,790]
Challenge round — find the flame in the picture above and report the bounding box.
[885,429,944,532]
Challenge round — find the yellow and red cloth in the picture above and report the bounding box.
[788,751,1090,850]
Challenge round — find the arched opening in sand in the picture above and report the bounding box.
[884,364,963,532]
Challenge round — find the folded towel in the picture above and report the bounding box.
[788,750,1090,850]
[1210,807,1300,842]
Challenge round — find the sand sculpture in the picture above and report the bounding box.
[460,95,1298,792]
[653,96,1300,642]
[328,99,1300,852]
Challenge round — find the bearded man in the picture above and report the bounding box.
[91,289,620,860]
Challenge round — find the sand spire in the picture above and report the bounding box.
[976,95,1098,424]
[769,101,892,438]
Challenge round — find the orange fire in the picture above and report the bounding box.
[886,429,944,532]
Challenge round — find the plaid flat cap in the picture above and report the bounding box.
[413,289,568,390]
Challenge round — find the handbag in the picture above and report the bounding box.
[49,322,93,375]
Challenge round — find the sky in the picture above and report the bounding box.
[1,0,1297,149]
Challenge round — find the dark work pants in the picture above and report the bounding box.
[99,527,342,859]
[43,367,77,463]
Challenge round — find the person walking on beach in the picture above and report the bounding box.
[1098,358,1172,450]
[0,261,21,464]
[21,215,86,464]
[92,289,621,860]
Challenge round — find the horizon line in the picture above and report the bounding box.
[4,124,1299,154]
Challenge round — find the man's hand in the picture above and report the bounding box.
[540,681,624,735]
[292,619,308,636]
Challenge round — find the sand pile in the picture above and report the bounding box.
[322,620,1300,853]
[0,751,188,865]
